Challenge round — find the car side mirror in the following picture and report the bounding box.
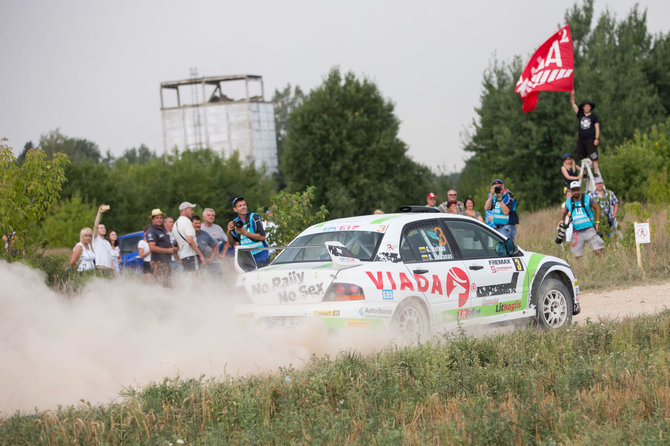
[505,238,516,256]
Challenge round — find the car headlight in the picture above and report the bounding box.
[322,283,365,301]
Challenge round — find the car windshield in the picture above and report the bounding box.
[272,231,383,264]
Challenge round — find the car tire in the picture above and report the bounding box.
[392,299,430,342]
[535,278,573,329]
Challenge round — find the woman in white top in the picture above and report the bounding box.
[109,230,121,276]
[70,227,95,272]
[137,225,153,280]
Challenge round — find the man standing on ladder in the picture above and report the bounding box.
[570,90,601,176]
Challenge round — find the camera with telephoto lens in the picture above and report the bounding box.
[234,220,245,229]
[555,223,568,244]
[494,186,502,194]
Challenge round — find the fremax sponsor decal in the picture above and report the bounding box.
[366,267,473,307]
[489,259,515,273]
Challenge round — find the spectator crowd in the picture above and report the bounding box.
[69,197,270,284]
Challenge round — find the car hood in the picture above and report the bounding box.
[237,262,339,305]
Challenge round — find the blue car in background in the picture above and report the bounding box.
[118,231,144,270]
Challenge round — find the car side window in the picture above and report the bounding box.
[446,220,507,259]
[400,221,454,263]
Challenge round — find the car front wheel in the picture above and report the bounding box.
[535,278,573,329]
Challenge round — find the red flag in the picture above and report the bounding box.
[515,25,574,113]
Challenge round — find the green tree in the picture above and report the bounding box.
[40,194,98,247]
[0,141,69,257]
[39,129,101,163]
[264,186,329,246]
[282,67,432,217]
[599,116,670,204]
[272,84,305,160]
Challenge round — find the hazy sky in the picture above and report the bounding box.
[2,0,668,172]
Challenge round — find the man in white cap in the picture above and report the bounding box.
[559,181,604,258]
[173,202,206,274]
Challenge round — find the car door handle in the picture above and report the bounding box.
[413,269,429,274]
[469,265,484,270]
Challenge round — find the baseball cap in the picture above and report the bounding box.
[178,201,197,211]
[569,181,581,189]
[594,177,604,184]
[563,153,572,160]
[447,200,458,207]
[150,208,166,218]
[427,192,437,199]
[491,178,504,185]
[232,196,245,206]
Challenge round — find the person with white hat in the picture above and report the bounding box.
[559,181,604,258]
[173,202,206,274]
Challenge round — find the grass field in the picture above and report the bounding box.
[1,312,669,444]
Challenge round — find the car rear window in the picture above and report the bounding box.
[273,231,383,264]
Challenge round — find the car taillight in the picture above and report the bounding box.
[323,283,365,301]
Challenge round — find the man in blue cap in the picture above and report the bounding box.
[484,178,519,241]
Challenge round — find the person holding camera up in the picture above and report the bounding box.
[484,179,519,241]
[558,181,604,258]
[227,197,270,268]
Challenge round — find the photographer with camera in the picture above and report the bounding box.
[558,181,604,258]
[484,179,519,241]
[227,197,270,268]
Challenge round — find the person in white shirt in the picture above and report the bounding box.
[173,202,206,275]
[92,205,115,275]
[69,227,95,272]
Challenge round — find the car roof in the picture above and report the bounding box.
[300,212,476,236]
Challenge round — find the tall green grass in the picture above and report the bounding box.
[516,203,670,290]
[2,312,670,445]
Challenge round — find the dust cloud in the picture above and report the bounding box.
[0,260,390,415]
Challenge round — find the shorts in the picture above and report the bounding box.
[571,226,605,257]
[150,261,172,277]
[576,137,598,161]
[142,261,152,274]
[181,255,199,272]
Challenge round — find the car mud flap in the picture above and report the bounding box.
[528,261,579,315]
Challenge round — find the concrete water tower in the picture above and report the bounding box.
[160,74,278,173]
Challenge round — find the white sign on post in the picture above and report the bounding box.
[634,222,651,244]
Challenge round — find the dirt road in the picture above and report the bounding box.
[574,281,670,322]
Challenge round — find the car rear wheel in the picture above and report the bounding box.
[392,300,430,342]
[536,278,573,329]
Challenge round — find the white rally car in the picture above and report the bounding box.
[234,209,580,339]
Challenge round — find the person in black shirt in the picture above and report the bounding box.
[146,208,176,286]
[570,90,601,174]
